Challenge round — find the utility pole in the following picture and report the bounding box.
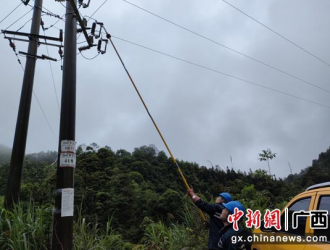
[4,0,43,209]
[52,0,77,249]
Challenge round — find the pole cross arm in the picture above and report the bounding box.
[4,36,64,48]
[1,29,63,42]
[19,51,57,61]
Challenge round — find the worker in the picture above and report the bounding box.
[217,200,249,250]
[187,189,232,250]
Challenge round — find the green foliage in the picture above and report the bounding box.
[0,144,11,165]
[0,197,3,209]
[283,147,330,189]
[73,216,132,250]
[2,144,330,249]
[258,148,277,175]
[0,164,9,196]
[140,199,208,249]
[141,220,206,250]
[0,202,52,250]
[0,202,131,250]
[156,189,183,219]
[142,221,189,250]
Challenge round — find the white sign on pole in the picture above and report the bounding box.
[61,188,74,217]
[59,153,76,167]
[61,140,76,153]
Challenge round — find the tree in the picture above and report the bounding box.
[258,148,276,175]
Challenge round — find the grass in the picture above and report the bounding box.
[0,198,208,249]
[0,201,132,250]
[73,215,132,250]
[140,200,208,250]
[0,201,52,250]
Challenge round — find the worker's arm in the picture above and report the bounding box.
[187,189,222,214]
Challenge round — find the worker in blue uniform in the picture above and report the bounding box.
[217,200,249,250]
[187,189,232,250]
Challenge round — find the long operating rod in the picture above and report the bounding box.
[104,30,206,222]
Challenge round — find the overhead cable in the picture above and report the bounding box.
[43,30,60,112]
[89,0,108,21]
[112,35,330,110]
[16,18,32,32]
[0,3,22,25]
[32,91,57,142]
[43,14,65,31]
[122,0,330,94]
[79,51,100,60]
[4,7,33,31]
[222,0,330,67]
[13,48,58,143]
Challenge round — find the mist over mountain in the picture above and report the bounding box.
[0,144,11,165]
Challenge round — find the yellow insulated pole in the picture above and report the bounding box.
[104,30,206,222]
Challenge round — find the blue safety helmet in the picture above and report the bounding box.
[222,200,246,215]
[219,192,232,202]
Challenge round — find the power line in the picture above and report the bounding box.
[221,0,330,67]
[16,18,32,32]
[43,14,65,31]
[14,50,58,143]
[39,4,64,20]
[112,35,330,110]
[121,0,330,94]
[5,7,34,30]
[43,30,60,112]
[0,2,22,25]
[89,0,108,20]
[58,1,68,10]
[28,2,63,21]
[79,51,100,60]
[32,91,57,142]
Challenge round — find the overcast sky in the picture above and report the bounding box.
[0,0,329,178]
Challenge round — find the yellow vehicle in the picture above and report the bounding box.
[252,182,330,250]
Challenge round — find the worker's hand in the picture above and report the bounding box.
[203,220,210,229]
[187,189,195,197]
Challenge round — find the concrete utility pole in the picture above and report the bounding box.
[52,0,77,249]
[4,0,43,209]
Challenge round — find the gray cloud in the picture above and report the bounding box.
[0,0,329,178]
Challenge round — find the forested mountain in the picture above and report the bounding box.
[0,144,11,165]
[0,144,329,244]
[284,147,330,188]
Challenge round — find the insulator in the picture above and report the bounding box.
[97,39,108,54]
[22,0,30,6]
[58,48,63,56]
[9,40,16,51]
[40,19,45,31]
[88,35,94,44]
[59,29,63,42]
[83,0,91,8]
[91,23,96,35]
[97,39,102,52]
[82,18,87,28]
